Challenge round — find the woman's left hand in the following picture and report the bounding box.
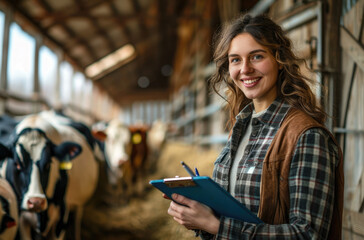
[167,193,220,234]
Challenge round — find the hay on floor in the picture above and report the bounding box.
[81,141,219,240]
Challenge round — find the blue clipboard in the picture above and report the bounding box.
[149,176,262,224]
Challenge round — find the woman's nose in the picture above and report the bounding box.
[240,61,253,74]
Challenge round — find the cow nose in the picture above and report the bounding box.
[27,197,46,212]
[118,158,128,166]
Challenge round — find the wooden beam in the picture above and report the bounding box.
[38,0,115,29]
[74,0,115,55]
[341,26,364,71]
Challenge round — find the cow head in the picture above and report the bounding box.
[10,127,82,212]
[104,120,132,169]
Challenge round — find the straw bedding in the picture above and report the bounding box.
[80,141,219,240]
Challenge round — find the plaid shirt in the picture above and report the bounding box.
[201,98,338,240]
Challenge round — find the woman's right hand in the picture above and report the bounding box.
[167,193,220,234]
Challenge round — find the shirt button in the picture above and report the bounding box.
[244,146,251,154]
[252,118,259,125]
[251,130,258,137]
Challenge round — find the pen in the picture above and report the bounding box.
[195,167,200,176]
[181,161,196,177]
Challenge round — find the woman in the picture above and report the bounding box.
[167,14,343,239]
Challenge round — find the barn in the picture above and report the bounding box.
[0,0,363,239]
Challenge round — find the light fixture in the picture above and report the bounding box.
[86,43,136,79]
[137,76,150,88]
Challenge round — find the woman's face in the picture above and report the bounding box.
[228,33,280,112]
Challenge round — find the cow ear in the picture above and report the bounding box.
[53,142,82,161]
[92,130,107,142]
[0,142,12,159]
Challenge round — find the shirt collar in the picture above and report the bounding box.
[236,98,291,128]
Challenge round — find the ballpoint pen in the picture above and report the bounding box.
[181,161,196,177]
[194,167,200,176]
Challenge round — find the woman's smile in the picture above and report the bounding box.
[241,77,261,87]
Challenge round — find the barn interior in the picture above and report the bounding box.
[0,0,363,239]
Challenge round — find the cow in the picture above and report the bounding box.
[0,177,18,240]
[94,119,168,199]
[0,114,19,145]
[147,120,168,154]
[146,120,168,173]
[1,110,100,240]
[128,124,149,187]
[96,119,131,186]
[92,120,151,197]
[0,127,82,239]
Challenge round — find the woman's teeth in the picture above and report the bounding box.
[244,78,260,84]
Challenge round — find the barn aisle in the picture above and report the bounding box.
[80,142,218,240]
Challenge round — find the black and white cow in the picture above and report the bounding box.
[0,122,82,240]
[1,110,99,240]
[38,110,101,239]
[0,114,18,145]
[0,177,18,240]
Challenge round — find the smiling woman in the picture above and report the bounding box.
[165,14,344,240]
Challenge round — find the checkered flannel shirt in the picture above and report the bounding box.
[201,98,339,240]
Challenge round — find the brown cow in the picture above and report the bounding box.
[124,124,149,196]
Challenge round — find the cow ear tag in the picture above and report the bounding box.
[60,155,73,170]
[132,133,142,144]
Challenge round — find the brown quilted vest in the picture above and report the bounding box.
[257,108,344,239]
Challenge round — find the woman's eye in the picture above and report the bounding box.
[251,55,263,61]
[229,58,239,63]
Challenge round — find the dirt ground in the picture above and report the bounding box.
[80,141,219,240]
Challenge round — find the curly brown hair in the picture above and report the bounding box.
[209,14,327,129]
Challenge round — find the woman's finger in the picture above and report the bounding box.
[163,193,171,200]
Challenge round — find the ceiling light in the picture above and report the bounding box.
[86,44,136,79]
[137,76,150,88]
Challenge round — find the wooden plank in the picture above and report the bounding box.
[344,68,364,210]
[343,209,364,237]
[342,0,364,38]
[342,229,364,240]
[341,26,364,71]
[342,229,353,240]
[339,51,355,126]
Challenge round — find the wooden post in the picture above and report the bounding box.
[323,0,343,132]
[0,6,12,114]
[0,5,12,91]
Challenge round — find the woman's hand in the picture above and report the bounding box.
[167,193,220,234]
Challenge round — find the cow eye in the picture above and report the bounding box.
[15,162,22,171]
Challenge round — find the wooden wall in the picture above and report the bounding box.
[339,0,364,238]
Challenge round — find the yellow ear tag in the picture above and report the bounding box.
[132,133,142,144]
[60,162,73,170]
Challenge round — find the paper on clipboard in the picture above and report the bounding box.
[149,176,262,224]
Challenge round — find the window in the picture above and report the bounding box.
[72,71,85,107]
[39,45,57,105]
[60,61,73,105]
[8,23,35,96]
[81,79,93,110]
